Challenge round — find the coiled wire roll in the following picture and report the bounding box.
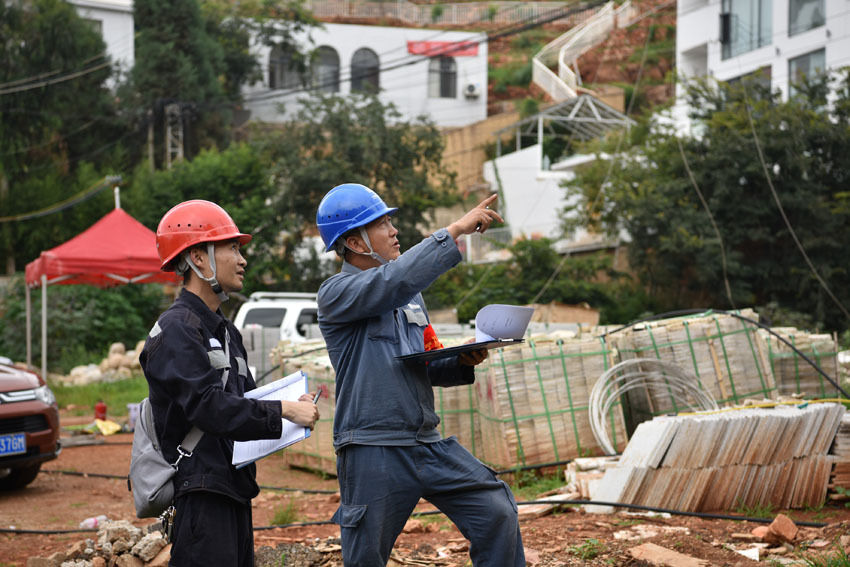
[589,358,719,455]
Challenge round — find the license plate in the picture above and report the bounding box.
[0,433,26,456]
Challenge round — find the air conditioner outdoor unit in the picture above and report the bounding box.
[463,83,481,99]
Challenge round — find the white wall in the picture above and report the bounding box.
[676,0,848,100]
[482,145,591,242]
[69,0,135,78]
[243,23,488,128]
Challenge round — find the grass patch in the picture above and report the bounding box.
[510,29,549,51]
[569,538,605,560]
[802,548,850,566]
[418,513,453,531]
[507,470,565,502]
[734,500,775,519]
[488,60,532,91]
[51,375,149,417]
[271,499,301,526]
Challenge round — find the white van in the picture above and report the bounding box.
[232,291,319,343]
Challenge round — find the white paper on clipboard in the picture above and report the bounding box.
[231,370,310,469]
[474,304,535,342]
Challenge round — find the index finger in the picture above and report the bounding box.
[477,194,498,209]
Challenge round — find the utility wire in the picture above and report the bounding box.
[456,0,673,307]
[0,61,111,96]
[739,83,850,324]
[675,137,736,309]
[240,0,607,106]
[0,54,108,90]
[601,307,849,398]
[0,176,121,223]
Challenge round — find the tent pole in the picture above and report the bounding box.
[25,284,31,367]
[41,274,47,379]
[114,185,121,209]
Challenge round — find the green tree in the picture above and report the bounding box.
[0,276,166,373]
[565,71,850,331]
[124,143,268,230]
[0,0,121,274]
[247,93,461,292]
[199,0,319,101]
[126,93,460,294]
[131,0,228,158]
[424,238,651,324]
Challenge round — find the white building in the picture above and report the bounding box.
[677,0,849,99]
[242,23,488,128]
[69,0,135,80]
[477,95,632,257]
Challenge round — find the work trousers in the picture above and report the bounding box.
[169,491,254,567]
[333,438,526,566]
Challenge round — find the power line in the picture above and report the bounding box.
[0,60,112,96]
[239,0,607,106]
[675,137,736,309]
[0,176,121,223]
[739,81,850,323]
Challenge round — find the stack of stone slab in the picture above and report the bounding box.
[269,333,627,474]
[470,334,627,469]
[607,310,777,420]
[265,309,840,477]
[589,403,845,513]
[269,339,338,474]
[761,328,841,398]
[828,413,850,500]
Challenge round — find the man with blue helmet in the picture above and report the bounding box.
[316,183,525,566]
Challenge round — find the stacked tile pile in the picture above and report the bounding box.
[761,328,841,398]
[590,403,845,513]
[607,309,777,417]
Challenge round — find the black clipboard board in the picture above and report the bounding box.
[396,339,525,363]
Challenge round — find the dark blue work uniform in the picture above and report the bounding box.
[140,289,284,567]
[318,228,525,566]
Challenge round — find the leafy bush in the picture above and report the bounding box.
[0,276,167,374]
[489,60,532,91]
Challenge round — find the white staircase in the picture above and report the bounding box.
[532,0,638,102]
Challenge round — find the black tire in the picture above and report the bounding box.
[0,463,41,490]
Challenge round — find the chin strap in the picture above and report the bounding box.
[181,243,229,302]
[350,226,390,265]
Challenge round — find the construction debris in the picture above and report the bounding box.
[628,542,711,566]
[26,520,169,567]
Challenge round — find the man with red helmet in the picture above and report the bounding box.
[140,200,319,566]
[316,184,525,566]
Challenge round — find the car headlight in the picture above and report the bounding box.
[33,385,56,406]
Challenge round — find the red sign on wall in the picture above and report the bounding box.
[407,41,479,57]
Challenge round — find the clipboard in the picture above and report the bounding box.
[396,338,524,363]
[231,370,311,469]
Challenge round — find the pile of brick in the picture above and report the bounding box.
[27,520,168,567]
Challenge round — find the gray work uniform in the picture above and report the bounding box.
[318,228,525,566]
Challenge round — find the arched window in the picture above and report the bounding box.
[351,48,380,93]
[269,45,301,90]
[313,46,340,93]
[428,56,456,98]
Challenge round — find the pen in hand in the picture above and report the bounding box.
[312,390,321,404]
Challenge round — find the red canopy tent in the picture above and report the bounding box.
[24,202,179,377]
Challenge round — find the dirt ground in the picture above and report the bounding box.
[2,417,850,566]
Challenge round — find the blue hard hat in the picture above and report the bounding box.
[316,183,398,251]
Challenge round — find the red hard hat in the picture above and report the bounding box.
[156,200,252,271]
